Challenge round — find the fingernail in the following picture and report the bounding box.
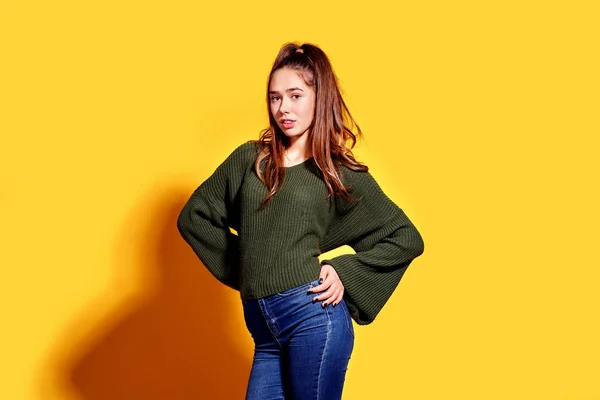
[332,303,336,307]
[319,278,323,284]
[312,298,318,303]
[322,302,327,308]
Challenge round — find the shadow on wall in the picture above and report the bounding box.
[55,188,251,399]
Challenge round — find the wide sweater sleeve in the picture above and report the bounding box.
[320,167,425,325]
[176,142,255,291]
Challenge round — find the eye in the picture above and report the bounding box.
[292,94,301,99]
[270,95,280,102]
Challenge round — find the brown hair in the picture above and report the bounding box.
[253,42,368,208]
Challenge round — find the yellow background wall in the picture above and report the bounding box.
[1,1,598,399]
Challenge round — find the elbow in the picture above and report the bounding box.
[408,228,425,258]
[390,210,424,258]
[414,234,425,258]
[176,207,191,236]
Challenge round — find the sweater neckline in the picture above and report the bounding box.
[284,157,314,169]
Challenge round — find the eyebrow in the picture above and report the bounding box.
[268,87,305,94]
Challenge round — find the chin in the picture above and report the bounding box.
[281,128,307,138]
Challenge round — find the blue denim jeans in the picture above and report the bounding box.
[242,278,355,399]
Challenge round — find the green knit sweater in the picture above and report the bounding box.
[177,141,424,325]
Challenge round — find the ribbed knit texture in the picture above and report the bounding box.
[177,141,424,325]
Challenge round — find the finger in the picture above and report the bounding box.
[311,276,340,295]
[307,275,330,294]
[311,286,335,302]
[332,292,344,306]
[308,282,328,293]
[311,289,330,302]
[319,267,329,283]
[318,288,341,307]
[328,285,344,306]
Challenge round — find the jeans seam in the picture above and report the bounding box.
[317,302,332,399]
[259,299,283,349]
[341,300,355,339]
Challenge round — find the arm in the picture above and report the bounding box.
[177,142,255,290]
[320,168,425,325]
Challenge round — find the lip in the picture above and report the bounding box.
[280,119,296,129]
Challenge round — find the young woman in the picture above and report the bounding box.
[177,42,425,399]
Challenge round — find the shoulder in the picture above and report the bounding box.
[337,164,399,213]
[231,140,261,156]
[225,140,264,165]
[338,164,379,192]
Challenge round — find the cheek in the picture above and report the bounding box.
[306,98,316,119]
[306,105,315,122]
[302,101,315,119]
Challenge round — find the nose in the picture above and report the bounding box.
[279,96,291,114]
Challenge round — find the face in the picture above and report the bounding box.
[269,67,316,140]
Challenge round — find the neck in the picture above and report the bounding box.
[285,132,312,160]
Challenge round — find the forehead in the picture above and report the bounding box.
[269,67,311,90]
